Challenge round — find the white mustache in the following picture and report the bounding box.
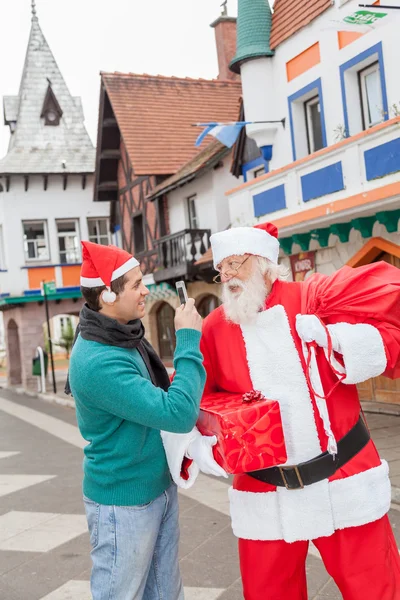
[225,278,245,290]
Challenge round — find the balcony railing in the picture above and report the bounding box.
[154,229,211,282]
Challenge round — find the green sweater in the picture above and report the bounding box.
[69,328,205,506]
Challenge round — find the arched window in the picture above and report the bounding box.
[197,294,221,319]
[157,303,176,360]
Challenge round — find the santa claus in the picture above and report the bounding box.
[162,222,400,600]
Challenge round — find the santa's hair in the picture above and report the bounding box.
[257,257,290,282]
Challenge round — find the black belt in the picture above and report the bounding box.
[247,415,370,490]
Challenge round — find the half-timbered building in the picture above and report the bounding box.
[93,12,241,359]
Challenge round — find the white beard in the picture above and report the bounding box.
[222,269,268,325]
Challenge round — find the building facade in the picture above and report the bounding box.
[0,7,111,389]
[221,0,400,404]
[93,12,242,363]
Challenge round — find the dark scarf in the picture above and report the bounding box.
[64,304,171,395]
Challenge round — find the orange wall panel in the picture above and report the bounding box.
[337,30,364,49]
[28,267,56,290]
[286,43,321,82]
[61,265,81,288]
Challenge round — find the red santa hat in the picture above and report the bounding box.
[210,222,280,268]
[80,241,139,288]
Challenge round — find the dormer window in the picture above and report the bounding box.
[41,83,63,126]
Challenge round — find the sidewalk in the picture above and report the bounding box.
[7,383,400,504]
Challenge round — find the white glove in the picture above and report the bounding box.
[187,434,228,478]
[296,314,341,352]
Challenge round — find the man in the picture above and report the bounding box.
[68,241,206,600]
[168,222,400,599]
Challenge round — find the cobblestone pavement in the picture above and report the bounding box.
[0,388,398,599]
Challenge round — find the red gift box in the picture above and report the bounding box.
[197,391,287,474]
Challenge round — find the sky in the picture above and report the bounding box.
[0,0,244,158]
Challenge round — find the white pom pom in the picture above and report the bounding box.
[102,288,116,304]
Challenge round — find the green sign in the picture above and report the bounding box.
[41,281,56,295]
[343,10,387,26]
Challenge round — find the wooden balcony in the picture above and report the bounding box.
[154,229,211,283]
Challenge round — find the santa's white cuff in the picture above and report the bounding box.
[160,428,200,489]
[327,323,387,384]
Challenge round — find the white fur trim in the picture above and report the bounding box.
[111,257,140,281]
[160,429,200,490]
[241,305,322,464]
[327,323,387,384]
[80,275,105,288]
[229,461,391,542]
[102,289,116,304]
[210,227,279,269]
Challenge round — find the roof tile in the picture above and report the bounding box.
[148,140,229,199]
[101,73,241,175]
[270,0,332,49]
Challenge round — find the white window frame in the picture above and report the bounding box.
[358,61,384,129]
[253,166,266,179]
[187,195,198,229]
[305,95,323,154]
[22,220,50,262]
[87,217,111,246]
[289,80,325,161]
[56,219,81,264]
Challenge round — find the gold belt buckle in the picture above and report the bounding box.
[279,465,304,490]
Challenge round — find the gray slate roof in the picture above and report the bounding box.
[0,14,95,174]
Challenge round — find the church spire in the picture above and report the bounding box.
[31,0,38,22]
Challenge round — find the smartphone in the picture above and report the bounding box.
[176,281,189,305]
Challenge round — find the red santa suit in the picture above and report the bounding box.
[162,222,400,600]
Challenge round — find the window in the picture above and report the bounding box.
[288,78,326,161]
[40,85,63,126]
[22,220,49,261]
[253,167,265,179]
[187,195,198,229]
[56,220,80,264]
[157,303,176,360]
[340,43,388,136]
[305,96,324,154]
[133,214,145,254]
[158,197,168,238]
[87,218,110,246]
[197,295,221,319]
[359,62,384,129]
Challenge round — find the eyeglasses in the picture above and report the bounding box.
[213,255,251,284]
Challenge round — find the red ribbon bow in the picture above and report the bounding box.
[242,390,265,404]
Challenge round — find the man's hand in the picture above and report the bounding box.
[187,434,228,478]
[296,315,340,352]
[175,298,202,333]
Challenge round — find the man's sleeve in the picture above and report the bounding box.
[79,329,205,433]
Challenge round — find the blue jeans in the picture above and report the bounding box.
[83,484,184,600]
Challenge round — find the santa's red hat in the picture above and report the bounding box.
[80,241,139,288]
[210,222,280,268]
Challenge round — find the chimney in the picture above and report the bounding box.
[210,10,239,81]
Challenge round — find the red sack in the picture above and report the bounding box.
[302,262,400,379]
[197,391,287,474]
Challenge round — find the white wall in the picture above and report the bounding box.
[167,156,240,236]
[0,174,110,296]
[241,0,400,171]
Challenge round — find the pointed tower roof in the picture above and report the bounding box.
[0,4,94,174]
[230,0,274,74]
